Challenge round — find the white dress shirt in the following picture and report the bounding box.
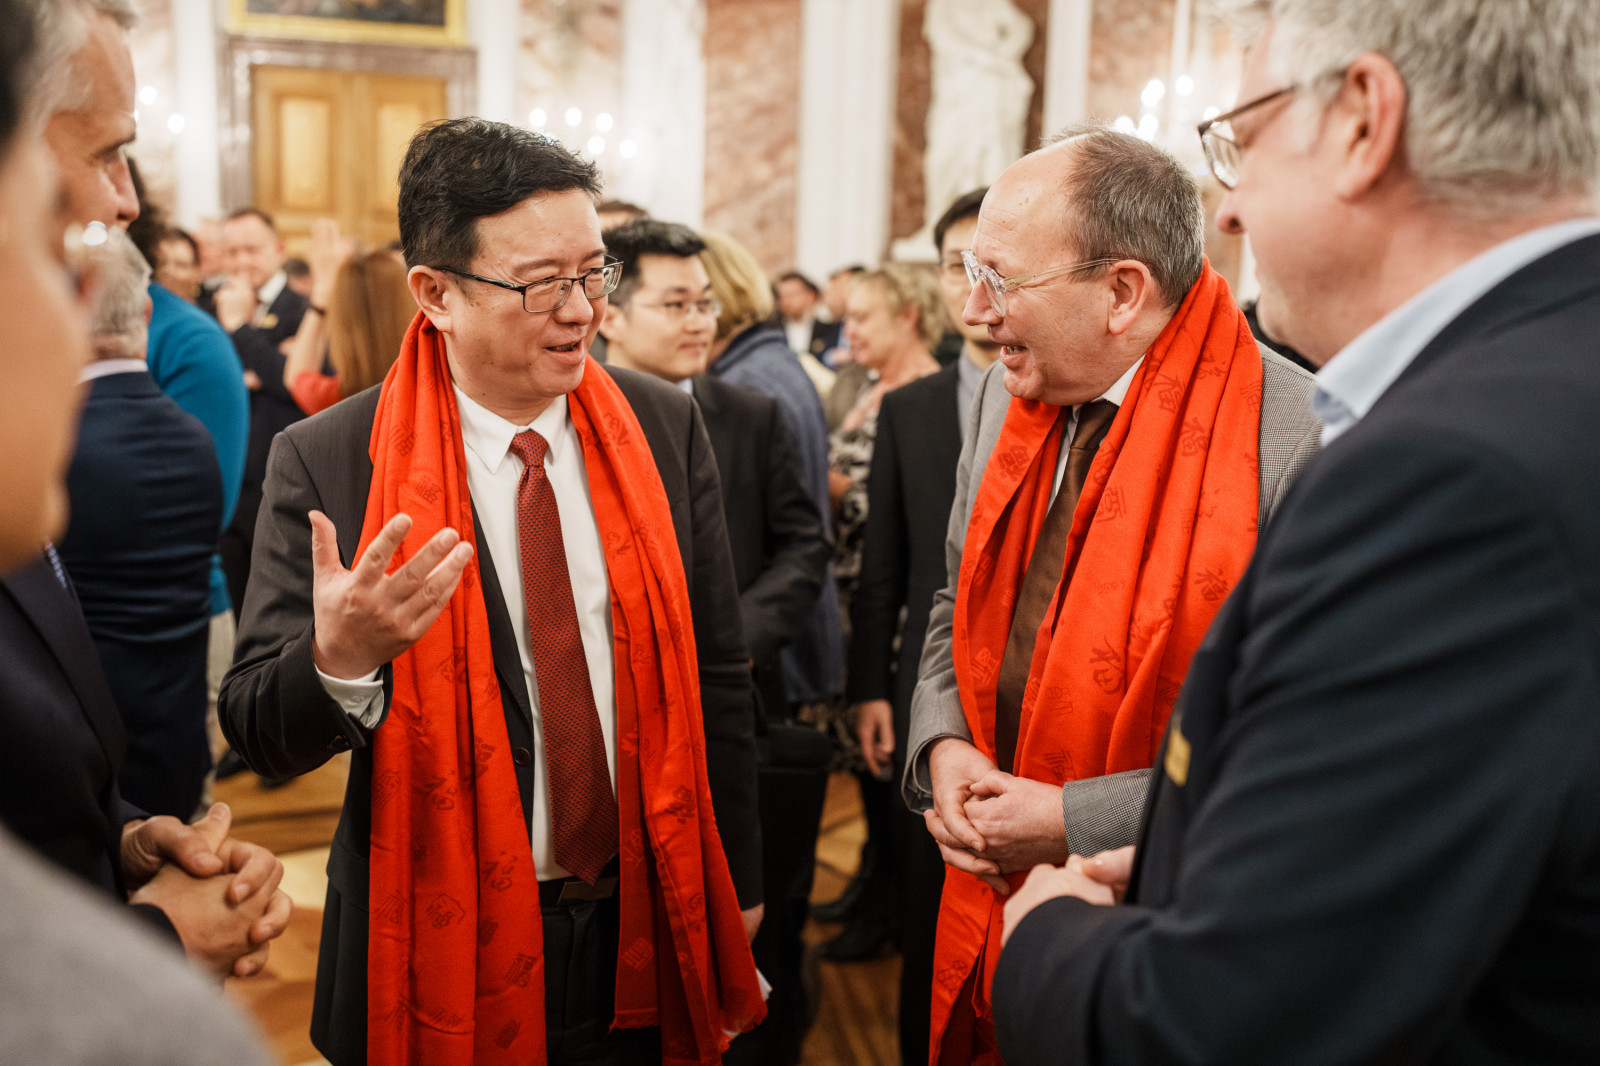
[1314,218,1600,446]
[253,271,288,326]
[784,312,816,357]
[318,387,617,880]
[79,358,148,382]
[1049,355,1143,502]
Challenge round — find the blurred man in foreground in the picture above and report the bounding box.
[0,0,289,978]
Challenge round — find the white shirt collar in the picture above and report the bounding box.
[1097,354,1144,407]
[79,358,148,382]
[256,270,288,310]
[676,377,695,395]
[1314,217,1600,445]
[454,386,571,476]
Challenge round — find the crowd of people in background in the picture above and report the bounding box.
[2,0,1599,1063]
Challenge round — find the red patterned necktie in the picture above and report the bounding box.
[509,429,618,884]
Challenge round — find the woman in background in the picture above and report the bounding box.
[814,262,947,966]
[281,218,415,415]
[827,263,947,613]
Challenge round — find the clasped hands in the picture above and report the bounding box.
[924,737,1133,941]
[123,802,293,978]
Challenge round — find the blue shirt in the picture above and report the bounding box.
[1314,218,1600,446]
[145,282,250,616]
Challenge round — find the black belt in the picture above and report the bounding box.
[538,857,620,906]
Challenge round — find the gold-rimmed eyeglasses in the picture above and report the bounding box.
[1196,86,1297,190]
[961,249,1119,316]
[438,259,624,313]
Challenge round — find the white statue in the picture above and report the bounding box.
[913,0,1035,254]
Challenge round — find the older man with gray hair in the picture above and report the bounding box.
[902,122,1320,1062]
[992,1,1600,1063]
[58,226,225,821]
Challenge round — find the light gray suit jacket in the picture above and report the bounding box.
[902,347,1322,856]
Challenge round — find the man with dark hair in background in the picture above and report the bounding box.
[842,186,996,1064]
[776,269,841,363]
[602,218,832,1063]
[214,205,308,620]
[222,118,765,1066]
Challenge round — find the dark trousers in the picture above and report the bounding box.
[892,796,946,1066]
[541,894,660,1066]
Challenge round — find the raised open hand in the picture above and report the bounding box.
[308,509,474,681]
[306,217,354,308]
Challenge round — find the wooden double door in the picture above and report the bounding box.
[251,65,447,251]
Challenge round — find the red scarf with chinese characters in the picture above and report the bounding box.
[929,263,1262,1064]
[362,313,765,1065]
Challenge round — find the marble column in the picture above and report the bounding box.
[614,0,706,225]
[473,0,518,123]
[1042,0,1092,135]
[792,0,899,280]
[1088,0,1176,121]
[702,0,803,273]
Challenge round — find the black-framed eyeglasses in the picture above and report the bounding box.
[629,296,723,321]
[437,259,624,313]
[1196,86,1298,190]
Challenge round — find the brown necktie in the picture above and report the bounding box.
[509,429,618,884]
[992,400,1118,773]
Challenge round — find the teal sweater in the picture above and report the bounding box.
[145,282,249,616]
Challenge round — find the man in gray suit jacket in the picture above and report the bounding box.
[902,126,1321,911]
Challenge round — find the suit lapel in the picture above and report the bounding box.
[469,501,534,723]
[0,558,125,770]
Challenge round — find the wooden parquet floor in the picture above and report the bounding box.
[220,765,902,1066]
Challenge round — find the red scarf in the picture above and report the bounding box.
[930,263,1262,1064]
[361,313,765,1065]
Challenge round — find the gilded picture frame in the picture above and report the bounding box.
[227,0,467,48]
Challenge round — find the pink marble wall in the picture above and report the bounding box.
[702,0,802,275]
[890,0,931,243]
[890,0,1050,244]
[126,0,179,214]
[1087,0,1175,121]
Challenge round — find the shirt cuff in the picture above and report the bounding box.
[903,731,965,812]
[315,663,384,729]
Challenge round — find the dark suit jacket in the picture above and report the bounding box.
[0,559,143,894]
[808,318,842,360]
[224,282,309,607]
[993,236,1600,1064]
[57,370,224,818]
[219,366,763,1066]
[846,363,963,748]
[691,374,829,714]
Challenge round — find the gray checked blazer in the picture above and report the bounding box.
[901,347,1322,856]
